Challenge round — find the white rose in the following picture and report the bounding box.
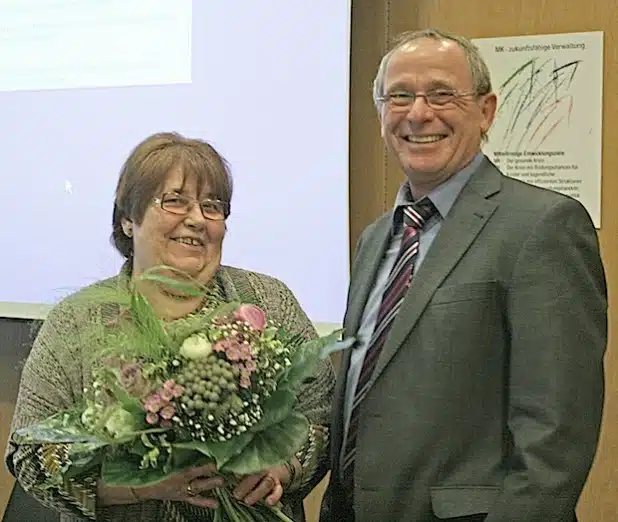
[180,334,213,360]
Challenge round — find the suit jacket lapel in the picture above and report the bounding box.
[344,214,393,336]
[331,213,392,469]
[370,159,502,385]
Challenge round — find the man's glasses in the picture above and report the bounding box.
[154,193,230,221]
[377,89,477,110]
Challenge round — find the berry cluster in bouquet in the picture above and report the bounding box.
[13,267,340,522]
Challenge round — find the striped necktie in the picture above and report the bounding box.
[341,198,437,491]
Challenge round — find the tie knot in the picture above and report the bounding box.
[403,198,437,230]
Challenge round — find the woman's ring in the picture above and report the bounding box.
[187,483,197,496]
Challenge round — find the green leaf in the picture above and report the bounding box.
[120,291,170,360]
[279,330,342,390]
[137,272,206,297]
[131,293,166,340]
[64,285,131,311]
[173,430,253,469]
[171,440,215,459]
[169,447,209,470]
[250,389,296,433]
[112,427,170,445]
[136,264,227,298]
[206,301,242,319]
[101,453,170,487]
[165,301,241,349]
[64,442,107,479]
[103,378,145,419]
[12,412,102,445]
[221,412,309,476]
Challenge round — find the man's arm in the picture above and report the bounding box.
[486,197,607,521]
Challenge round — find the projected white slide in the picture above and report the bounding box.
[0,1,192,92]
[0,0,351,325]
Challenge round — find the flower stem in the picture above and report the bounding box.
[212,487,295,522]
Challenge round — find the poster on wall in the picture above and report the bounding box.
[472,32,604,227]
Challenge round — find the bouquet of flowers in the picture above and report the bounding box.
[13,266,340,522]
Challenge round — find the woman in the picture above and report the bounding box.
[6,132,335,521]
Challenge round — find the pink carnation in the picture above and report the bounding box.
[215,339,245,361]
[162,380,185,398]
[160,388,174,402]
[143,392,165,413]
[234,304,267,332]
[239,373,251,389]
[160,405,176,420]
[239,343,253,361]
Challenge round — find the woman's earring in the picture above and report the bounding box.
[124,226,133,238]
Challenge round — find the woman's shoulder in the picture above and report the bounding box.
[219,265,293,295]
[218,266,315,338]
[46,273,127,322]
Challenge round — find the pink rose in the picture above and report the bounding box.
[234,304,267,332]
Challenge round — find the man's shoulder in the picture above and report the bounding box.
[358,211,392,241]
[468,156,586,220]
[497,169,585,215]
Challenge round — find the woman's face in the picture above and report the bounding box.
[125,166,226,284]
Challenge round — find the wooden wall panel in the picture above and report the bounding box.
[347,0,390,257]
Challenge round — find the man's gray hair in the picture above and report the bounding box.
[372,29,494,110]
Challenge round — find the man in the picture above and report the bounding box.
[321,29,607,522]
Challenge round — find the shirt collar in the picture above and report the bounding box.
[392,152,484,233]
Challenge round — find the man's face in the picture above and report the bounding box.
[380,38,497,197]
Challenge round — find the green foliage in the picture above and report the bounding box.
[138,265,210,297]
[165,302,240,349]
[101,452,172,487]
[250,389,297,432]
[172,430,252,470]
[13,411,99,445]
[64,442,107,479]
[13,264,343,522]
[128,292,169,359]
[278,329,342,390]
[222,412,309,476]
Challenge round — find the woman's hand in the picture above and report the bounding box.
[133,462,224,509]
[231,464,291,507]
